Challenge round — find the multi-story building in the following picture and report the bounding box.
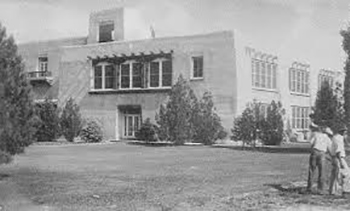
[18,7,344,141]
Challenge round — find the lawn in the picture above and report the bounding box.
[0,143,350,211]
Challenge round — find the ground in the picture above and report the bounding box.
[0,143,350,211]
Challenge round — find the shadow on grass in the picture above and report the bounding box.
[265,183,306,194]
[0,173,10,181]
[213,145,312,154]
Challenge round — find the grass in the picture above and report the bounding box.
[1,143,350,210]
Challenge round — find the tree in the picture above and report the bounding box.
[232,100,285,147]
[261,101,284,145]
[231,102,257,148]
[156,75,198,145]
[0,23,37,164]
[193,92,223,145]
[341,27,350,135]
[313,80,344,132]
[34,99,60,142]
[60,98,83,142]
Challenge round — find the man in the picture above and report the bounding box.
[307,123,332,194]
[329,126,347,195]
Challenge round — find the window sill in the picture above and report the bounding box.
[89,87,172,94]
[252,87,278,93]
[190,77,204,81]
[290,92,310,97]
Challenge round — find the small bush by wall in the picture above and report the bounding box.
[135,118,159,142]
[80,120,103,143]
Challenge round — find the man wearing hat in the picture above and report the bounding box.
[329,126,348,195]
[307,123,332,194]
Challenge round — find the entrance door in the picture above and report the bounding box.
[124,115,140,138]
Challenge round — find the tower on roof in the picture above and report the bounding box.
[88,8,124,44]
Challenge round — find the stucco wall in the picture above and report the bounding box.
[59,31,237,139]
[18,37,87,100]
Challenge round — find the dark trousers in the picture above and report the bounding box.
[307,149,326,191]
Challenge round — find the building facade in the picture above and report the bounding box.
[18,7,343,141]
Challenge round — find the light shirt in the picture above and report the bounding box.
[330,134,346,158]
[310,131,332,153]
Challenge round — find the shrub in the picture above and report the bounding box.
[232,100,285,147]
[0,150,12,165]
[135,118,159,142]
[60,98,83,142]
[80,120,103,143]
[156,75,198,145]
[193,92,223,145]
[34,99,60,142]
[260,101,284,145]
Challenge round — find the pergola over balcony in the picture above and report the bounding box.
[87,50,174,94]
[87,50,173,65]
[27,71,54,85]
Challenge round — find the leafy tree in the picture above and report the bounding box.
[193,92,223,145]
[0,23,37,163]
[341,27,350,134]
[60,98,83,142]
[34,99,60,142]
[232,100,285,147]
[260,101,284,145]
[313,80,344,132]
[231,101,261,148]
[156,75,198,145]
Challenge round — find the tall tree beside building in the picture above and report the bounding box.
[0,23,37,164]
[341,27,350,133]
[313,80,344,131]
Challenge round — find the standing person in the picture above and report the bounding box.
[307,124,332,194]
[329,126,348,195]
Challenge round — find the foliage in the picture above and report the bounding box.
[156,75,198,145]
[341,27,350,135]
[80,120,103,143]
[156,76,223,145]
[313,80,345,132]
[34,99,60,142]
[193,92,224,145]
[135,118,159,142]
[231,100,284,147]
[60,98,83,142]
[0,22,37,158]
[260,101,284,145]
[231,101,261,147]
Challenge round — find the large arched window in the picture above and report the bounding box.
[93,62,116,90]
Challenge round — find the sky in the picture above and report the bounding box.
[0,0,349,70]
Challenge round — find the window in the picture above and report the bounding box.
[251,59,277,89]
[192,56,203,79]
[149,59,172,88]
[259,103,269,118]
[291,106,309,130]
[120,61,143,89]
[38,56,48,72]
[318,73,334,90]
[99,22,114,43]
[289,68,309,94]
[93,63,116,90]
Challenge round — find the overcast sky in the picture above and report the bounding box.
[0,0,349,70]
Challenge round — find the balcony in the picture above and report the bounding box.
[27,71,53,85]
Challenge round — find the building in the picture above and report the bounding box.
[18,7,343,141]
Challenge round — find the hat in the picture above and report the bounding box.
[324,127,333,136]
[309,122,318,129]
[338,126,347,133]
